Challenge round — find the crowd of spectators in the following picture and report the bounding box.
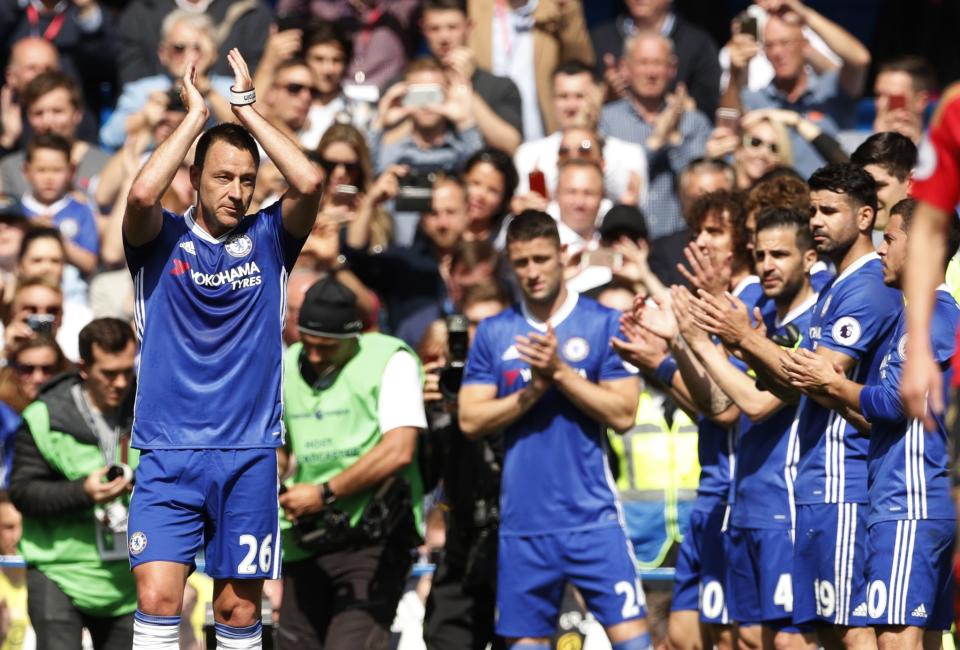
[0,0,950,648]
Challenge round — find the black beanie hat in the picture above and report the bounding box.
[298,276,363,338]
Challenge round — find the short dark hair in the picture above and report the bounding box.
[422,0,467,16]
[451,239,498,274]
[21,70,81,111]
[464,147,519,219]
[807,163,878,215]
[506,210,560,247]
[890,198,960,271]
[851,132,917,182]
[405,56,444,77]
[194,123,260,172]
[18,225,64,262]
[273,57,311,78]
[462,281,510,311]
[25,132,71,163]
[877,55,936,94]
[552,60,598,83]
[688,190,752,272]
[755,207,814,252]
[78,318,135,366]
[303,19,353,63]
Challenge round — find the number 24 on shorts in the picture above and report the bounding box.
[237,534,274,575]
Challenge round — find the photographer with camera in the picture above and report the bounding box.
[422,281,510,650]
[8,318,138,650]
[277,276,427,650]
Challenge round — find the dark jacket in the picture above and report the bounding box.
[9,373,134,519]
[115,0,273,84]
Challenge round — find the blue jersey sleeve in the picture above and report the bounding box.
[817,283,899,359]
[600,310,635,382]
[860,339,905,424]
[463,319,498,386]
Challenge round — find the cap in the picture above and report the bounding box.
[599,204,648,242]
[298,276,363,338]
[0,194,23,220]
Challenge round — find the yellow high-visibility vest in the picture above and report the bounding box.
[609,390,700,568]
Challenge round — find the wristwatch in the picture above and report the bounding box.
[320,481,337,506]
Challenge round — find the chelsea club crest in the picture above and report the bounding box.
[225,233,253,258]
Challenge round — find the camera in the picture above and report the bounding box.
[106,463,134,484]
[26,313,55,335]
[439,314,469,400]
[394,171,436,213]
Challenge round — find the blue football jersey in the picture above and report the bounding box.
[730,293,817,529]
[21,194,100,254]
[695,275,763,511]
[794,253,902,504]
[462,293,636,536]
[125,202,305,449]
[860,288,959,524]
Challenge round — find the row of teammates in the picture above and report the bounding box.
[602,147,959,649]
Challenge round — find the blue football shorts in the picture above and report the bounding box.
[127,448,281,580]
[792,502,867,628]
[496,524,646,638]
[864,518,955,630]
[672,502,729,624]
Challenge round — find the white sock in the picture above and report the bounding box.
[132,610,180,649]
[215,621,263,649]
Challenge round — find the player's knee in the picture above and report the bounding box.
[214,596,259,628]
[136,584,183,617]
[736,625,762,650]
[666,618,701,650]
[841,626,878,650]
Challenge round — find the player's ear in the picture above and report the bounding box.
[188,165,201,192]
[802,248,817,273]
[858,205,875,233]
[78,360,89,382]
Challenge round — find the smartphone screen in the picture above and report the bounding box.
[529,170,548,199]
[887,94,907,111]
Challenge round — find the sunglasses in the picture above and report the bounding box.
[23,305,61,316]
[316,157,363,181]
[15,363,56,375]
[559,140,597,159]
[744,135,779,155]
[279,82,321,99]
[169,42,204,55]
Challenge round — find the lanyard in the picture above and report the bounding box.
[26,4,66,41]
[352,6,382,85]
[494,0,513,58]
[71,384,126,467]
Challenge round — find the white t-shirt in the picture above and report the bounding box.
[514,133,648,206]
[378,350,428,434]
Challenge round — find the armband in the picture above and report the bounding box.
[229,86,256,106]
[654,356,679,385]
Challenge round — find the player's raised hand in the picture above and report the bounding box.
[638,294,679,345]
[678,243,732,297]
[612,314,669,371]
[179,60,208,119]
[83,467,130,504]
[671,285,709,348]
[690,289,756,347]
[227,48,255,116]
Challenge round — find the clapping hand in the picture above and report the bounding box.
[227,48,254,113]
[690,289,763,347]
[677,243,732,297]
[516,324,564,381]
[781,348,843,395]
[179,60,208,119]
[611,312,669,371]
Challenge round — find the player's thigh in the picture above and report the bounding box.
[26,568,85,650]
[672,509,707,614]
[494,534,565,640]
[562,526,647,630]
[128,449,206,572]
[865,519,955,632]
[792,503,868,628]
[204,448,281,580]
